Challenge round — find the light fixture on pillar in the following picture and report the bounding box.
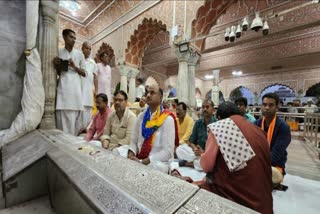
[251,12,263,32]
[229,26,236,42]
[236,24,242,38]
[224,27,230,41]
[262,20,269,35]
[242,16,249,31]
[178,42,189,52]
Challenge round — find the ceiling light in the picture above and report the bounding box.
[242,17,249,31]
[60,0,81,12]
[251,12,263,32]
[205,75,214,80]
[232,71,243,76]
[262,20,269,36]
[236,24,242,38]
[224,27,230,41]
[229,26,236,42]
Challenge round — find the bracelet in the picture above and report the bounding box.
[139,159,143,164]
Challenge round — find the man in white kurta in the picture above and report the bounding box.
[80,42,98,131]
[54,29,86,135]
[97,52,112,106]
[135,78,145,102]
[126,84,177,173]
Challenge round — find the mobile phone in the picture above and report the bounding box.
[60,59,69,72]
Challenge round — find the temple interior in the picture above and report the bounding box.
[0,0,320,213]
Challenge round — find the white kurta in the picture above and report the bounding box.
[97,63,112,106]
[56,48,85,110]
[135,84,145,99]
[82,58,97,107]
[128,109,175,173]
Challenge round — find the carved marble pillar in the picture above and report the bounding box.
[118,65,129,93]
[39,0,59,129]
[211,70,220,107]
[188,52,200,107]
[128,68,139,103]
[175,44,200,107]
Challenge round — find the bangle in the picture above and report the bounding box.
[139,159,143,164]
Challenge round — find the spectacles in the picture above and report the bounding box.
[114,98,125,102]
[202,105,211,109]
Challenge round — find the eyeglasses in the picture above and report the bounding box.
[202,105,212,109]
[114,98,125,102]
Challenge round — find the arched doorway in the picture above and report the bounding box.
[229,86,254,105]
[260,84,296,104]
[125,18,168,67]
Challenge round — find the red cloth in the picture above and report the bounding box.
[84,108,111,141]
[201,115,273,214]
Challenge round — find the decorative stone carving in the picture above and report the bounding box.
[39,0,59,129]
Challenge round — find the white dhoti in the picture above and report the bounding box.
[79,106,92,131]
[56,110,81,136]
[114,145,170,173]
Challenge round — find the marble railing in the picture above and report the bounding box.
[1,129,258,213]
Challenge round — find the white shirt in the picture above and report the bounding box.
[135,84,145,99]
[56,48,85,110]
[129,109,175,164]
[97,63,112,106]
[82,58,98,107]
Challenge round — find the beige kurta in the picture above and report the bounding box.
[100,108,136,150]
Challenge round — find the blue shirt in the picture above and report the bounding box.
[254,117,291,174]
[189,116,217,150]
[244,112,256,123]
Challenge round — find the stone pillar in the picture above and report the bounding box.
[118,65,129,93]
[128,69,139,103]
[39,0,59,129]
[188,51,200,107]
[175,44,200,107]
[211,69,220,107]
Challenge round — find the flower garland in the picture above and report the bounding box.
[137,106,179,159]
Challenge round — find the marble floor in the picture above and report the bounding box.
[286,133,320,181]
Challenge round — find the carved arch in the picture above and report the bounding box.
[191,0,232,50]
[125,18,168,67]
[95,42,115,67]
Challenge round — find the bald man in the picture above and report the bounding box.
[123,84,178,173]
[79,42,98,132]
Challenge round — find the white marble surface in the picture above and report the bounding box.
[0,1,25,130]
[273,174,320,214]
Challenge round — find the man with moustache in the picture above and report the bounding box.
[177,99,217,168]
[100,90,136,150]
[53,29,86,135]
[131,95,148,116]
[126,84,179,173]
[79,42,98,132]
[254,93,291,185]
[84,93,111,143]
